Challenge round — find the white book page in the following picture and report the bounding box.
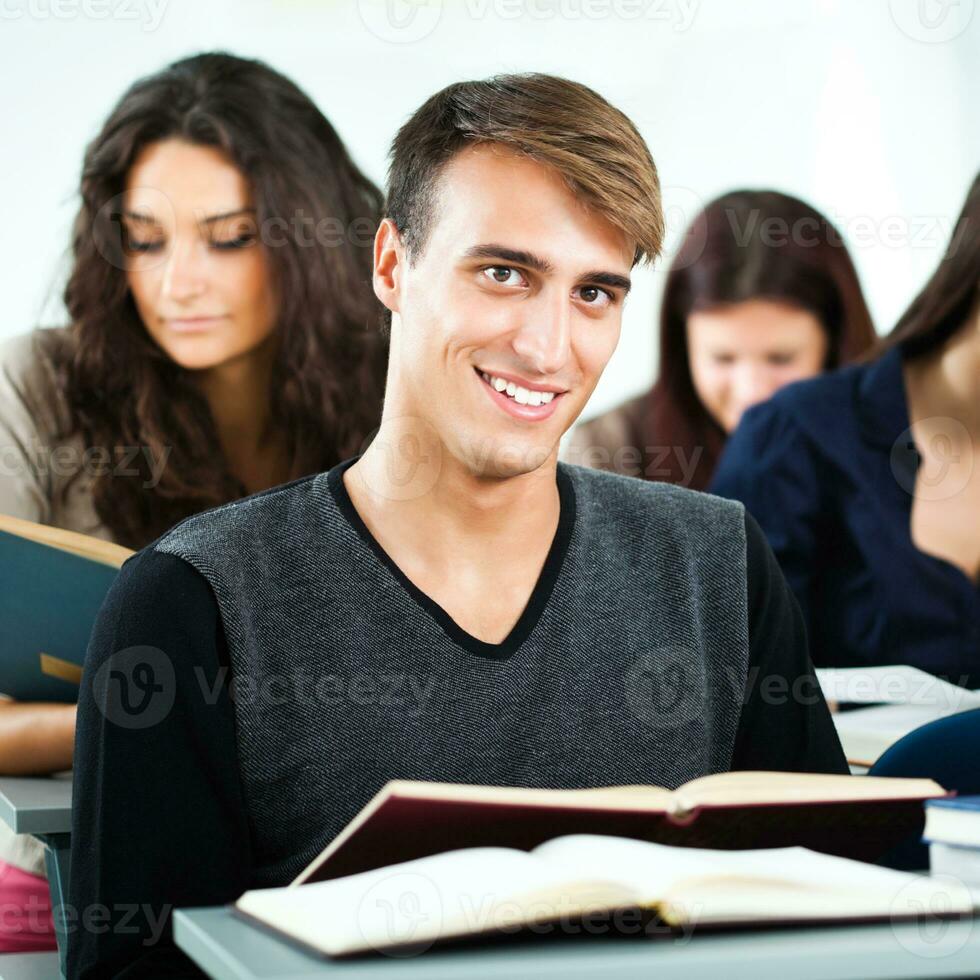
[817,666,980,708]
[531,835,972,918]
[532,835,807,897]
[832,701,970,765]
[237,846,631,956]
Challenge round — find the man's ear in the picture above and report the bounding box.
[373,218,403,314]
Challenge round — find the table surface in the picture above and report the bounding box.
[0,774,73,835]
[174,906,980,980]
[0,952,62,979]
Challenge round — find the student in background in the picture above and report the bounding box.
[712,172,979,683]
[0,51,386,952]
[565,190,876,489]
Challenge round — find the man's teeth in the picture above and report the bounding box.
[481,372,556,406]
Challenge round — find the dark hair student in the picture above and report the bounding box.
[566,189,877,489]
[712,171,980,682]
[0,51,386,954]
[1,51,387,550]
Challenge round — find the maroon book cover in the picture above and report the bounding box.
[294,779,946,885]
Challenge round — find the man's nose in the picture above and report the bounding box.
[510,290,571,377]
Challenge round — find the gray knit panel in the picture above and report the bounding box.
[154,464,748,887]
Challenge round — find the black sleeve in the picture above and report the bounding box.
[730,510,848,775]
[68,548,252,979]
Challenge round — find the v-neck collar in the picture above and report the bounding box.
[326,456,577,660]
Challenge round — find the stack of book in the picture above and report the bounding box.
[926,797,980,887]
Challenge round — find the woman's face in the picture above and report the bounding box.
[122,139,278,372]
[686,298,829,434]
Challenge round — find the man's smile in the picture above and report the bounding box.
[473,366,566,421]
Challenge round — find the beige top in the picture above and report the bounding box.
[0,328,115,878]
[562,392,650,477]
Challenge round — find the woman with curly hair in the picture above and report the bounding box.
[0,51,386,950]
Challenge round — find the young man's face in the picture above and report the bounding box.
[376,143,634,480]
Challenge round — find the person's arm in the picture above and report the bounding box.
[0,701,76,774]
[731,510,847,774]
[0,334,54,525]
[710,400,826,631]
[0,337,83,775]
[68,547,252,979]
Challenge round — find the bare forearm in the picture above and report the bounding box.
[0,702,77,774]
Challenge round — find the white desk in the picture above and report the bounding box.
[0,775,72,979]
[174,905,980,980]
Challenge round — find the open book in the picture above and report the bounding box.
[0,513,132,702]
[817,666,980,767]
[289,773,947,887]
[236,833,974,958]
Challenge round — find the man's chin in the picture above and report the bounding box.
[452,434,558,480]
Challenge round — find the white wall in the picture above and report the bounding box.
[1,0,977,419]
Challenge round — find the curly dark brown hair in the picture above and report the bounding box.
[42,52,387,549]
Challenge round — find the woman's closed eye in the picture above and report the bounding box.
[209,232,257,250]
[125,236,164,254]
[767,352,797,366]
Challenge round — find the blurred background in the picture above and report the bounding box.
[1,0,977,420]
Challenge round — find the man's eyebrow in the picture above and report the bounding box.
[462,244,554,274]
[463,245,630,294]
[581,270,632,295]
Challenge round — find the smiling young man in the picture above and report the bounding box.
[69,74,847,978]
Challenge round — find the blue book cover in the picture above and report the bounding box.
[0,520,130,703]
[924,795,980,847]
[927,797,980,813]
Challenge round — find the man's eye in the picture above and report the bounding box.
[578,285,612,307]
[483,266,522,286]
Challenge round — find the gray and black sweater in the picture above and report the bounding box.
[68,458,847,978]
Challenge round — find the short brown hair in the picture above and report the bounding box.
[386,73,663,268]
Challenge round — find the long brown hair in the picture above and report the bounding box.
[875,171,979,360]
[646,189,877,489]
[40,52,387,548]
